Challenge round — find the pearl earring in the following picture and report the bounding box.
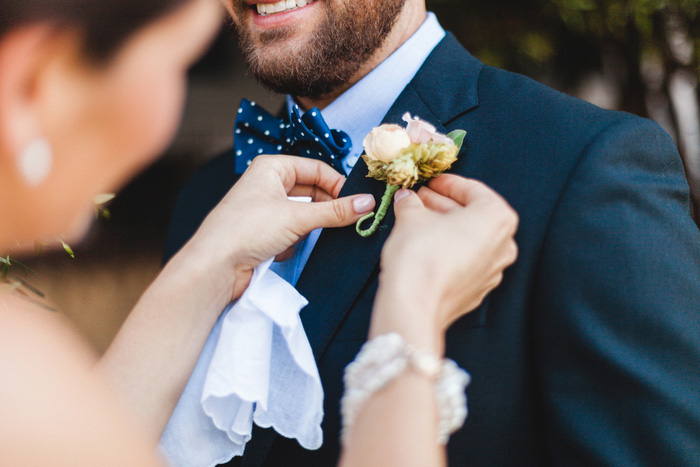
[19,138,53,186]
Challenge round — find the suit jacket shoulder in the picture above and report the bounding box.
[163,148,239,262]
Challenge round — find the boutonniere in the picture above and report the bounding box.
[355,113,466,237]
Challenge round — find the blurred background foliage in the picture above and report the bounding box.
[429,0,700,219]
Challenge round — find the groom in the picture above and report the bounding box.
[164,0,700,465]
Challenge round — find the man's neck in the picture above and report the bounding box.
[295,3,427,111]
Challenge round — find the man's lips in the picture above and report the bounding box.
[254,0,318,16]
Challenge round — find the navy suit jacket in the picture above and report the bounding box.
[164,34,700,466]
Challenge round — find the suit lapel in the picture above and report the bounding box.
[404,34,482,126]
[296,33,483,361]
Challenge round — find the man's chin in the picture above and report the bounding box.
[236,0,406,99]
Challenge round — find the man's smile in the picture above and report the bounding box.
[254,0,319,16]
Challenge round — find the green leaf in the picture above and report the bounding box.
[61,240,75,259]
[11,259,36,276]
[447,130,467,151]
[94,193,115,220]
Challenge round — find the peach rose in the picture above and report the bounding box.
[402,112,454,145]
[362,124,412,163]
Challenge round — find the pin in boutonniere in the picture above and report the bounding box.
[355,113,466,237]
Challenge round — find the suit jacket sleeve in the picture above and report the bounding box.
[163,150,239,264]
[531,115,700,465]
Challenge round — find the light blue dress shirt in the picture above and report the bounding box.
[271,13,446,285]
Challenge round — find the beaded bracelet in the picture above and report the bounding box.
[340,333,471,445]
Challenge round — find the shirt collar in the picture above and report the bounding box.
[287,12,445,174]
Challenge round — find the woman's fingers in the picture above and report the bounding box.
[505,239,519,267]
[293,193,376,232]
[251,155,382,209]
[416,186,461,212]
[275,247,295,262]
[232,155,379,244]
[274,232,311,261]
[393,189,426,218]
[287,185,335,202]
[428,175,519,239]
[262,155,347,197]
[427,174,499,207]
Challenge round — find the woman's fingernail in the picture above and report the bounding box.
[394,189,410,204]
[353,194,375,213]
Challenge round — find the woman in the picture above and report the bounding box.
[0,0,517,465]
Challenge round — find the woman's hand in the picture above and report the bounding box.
[100,156,374,438]
[186,155,376,300]
[371,174,518,353]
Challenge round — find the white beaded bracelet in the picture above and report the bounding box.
[340,333,471,446]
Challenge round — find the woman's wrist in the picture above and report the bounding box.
[165,234,241,313]
[370,280,445,356]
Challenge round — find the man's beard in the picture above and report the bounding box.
[233,0,407,99]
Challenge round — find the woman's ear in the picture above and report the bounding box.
[0,25,54,162]
[0,25,89,189]
[0,26,99,248]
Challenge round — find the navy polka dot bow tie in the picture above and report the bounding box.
[233,99,352,175]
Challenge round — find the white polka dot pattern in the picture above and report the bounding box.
[232,99,352,175]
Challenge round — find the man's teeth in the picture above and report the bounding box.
[256,0,315,16]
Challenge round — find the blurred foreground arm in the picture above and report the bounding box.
[0,296,163,466]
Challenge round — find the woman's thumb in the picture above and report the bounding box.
[302,194,376,231]
[393,189,424,218]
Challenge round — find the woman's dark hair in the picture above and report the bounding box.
[1,0,191,62]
